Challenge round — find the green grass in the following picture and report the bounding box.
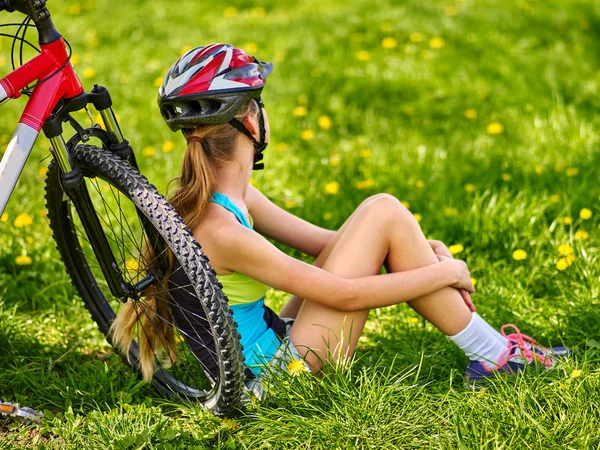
[1,0,600,448]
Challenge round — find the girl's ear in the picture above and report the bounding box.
[242,112,259,138]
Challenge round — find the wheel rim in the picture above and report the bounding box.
[52,165,225,402]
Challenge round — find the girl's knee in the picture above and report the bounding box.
[361,193,412,224]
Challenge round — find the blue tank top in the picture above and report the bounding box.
[209,192,286,376]
[167,192,286,380]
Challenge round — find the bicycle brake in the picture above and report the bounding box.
[66,114,90,142]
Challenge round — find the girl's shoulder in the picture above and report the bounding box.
[191,205,247,275]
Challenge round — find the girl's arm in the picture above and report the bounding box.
[246,185,334,257]
[213,221,471,312]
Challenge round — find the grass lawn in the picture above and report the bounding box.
[1,0,600,448]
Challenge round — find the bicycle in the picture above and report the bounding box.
[0,0,245,416]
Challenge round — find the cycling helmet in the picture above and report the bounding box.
[158,44,272,169]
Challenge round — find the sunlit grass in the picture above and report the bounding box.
[1,0,599,448]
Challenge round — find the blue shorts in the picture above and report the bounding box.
[244,317,310,400]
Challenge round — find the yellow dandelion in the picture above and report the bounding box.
[83,67,96,79]
[162,141,175,152]
[580,208,592,220]
[125,258,139,271]
[325,181,340,195]
[464,183,476,192]
[477,387,486,398]
[318,115,332,130]
[222,418,239,429]
[381,37,398,49]
[560,216,573,225]
[550,194,560,203]
[26,236,33,244]
[415,180,425,188]
[244,42,258,54]
[323,212,333,220]
[429,37,445,49]
[329,154,341,166]
[300,129,315,140]
[444,207,458,216]
[379,22,392,32]
[285,200,296,209]
[15,255,32,266]
[502,173,512,181]
[297,94,309,105]
[566,167,578,177]
[287,359,308,376]
[223,6,237,17]
[557,244,573,256]
[407,317,419,325]
[250,7,266,17]
[401,200,410,209]
[359,148,372,158]
[1,213,8,223]
[409,32,423,43]
[153,76,163,88]
[570,369,582,379]
[356,50,371,61]
[555,162,564,172]
[68,4,82,15]
[293,106,307,117]
[356,179,374,190]
[38,167,48,177]
[413,213,422,222]
[556,258,571,271]
[40,210,47,218]
[142,146,155,156]
[14,213,33,228]
[566,254,576,264]
[512,249,527,261]
[486,122,504,134]
[471,277,477,286]
[449,244,464,255]
[574,230,589,240]
[535,165,543,175]
[276,143,289,152]
[0,56,6,68]
[445,5,457,16]
[464,109,477,119]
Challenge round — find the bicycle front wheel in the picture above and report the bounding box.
[44,144,245,416]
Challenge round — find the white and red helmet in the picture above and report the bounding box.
[158,43,272,169]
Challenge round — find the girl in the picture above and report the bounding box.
[114,44,567,396]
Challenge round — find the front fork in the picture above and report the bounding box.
[46,86,166,301]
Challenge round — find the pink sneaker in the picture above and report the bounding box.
[465,324,570,385]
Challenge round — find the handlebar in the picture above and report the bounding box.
[0,0,61,45]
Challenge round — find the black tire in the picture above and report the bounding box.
[44,144,245,416]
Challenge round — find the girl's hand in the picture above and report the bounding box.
[438,255,476,296]
[459,287,476,313]
[432,242,476,311]
[429,240,453,259]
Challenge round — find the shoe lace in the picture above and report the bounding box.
[481,324,553,371]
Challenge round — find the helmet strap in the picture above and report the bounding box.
[227,97,267,171]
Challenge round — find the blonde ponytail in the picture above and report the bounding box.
[110,99,259,381]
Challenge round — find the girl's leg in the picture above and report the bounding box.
[279,194,388,318]
[290,194,478,372]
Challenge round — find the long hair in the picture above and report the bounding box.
[110,99,260,381]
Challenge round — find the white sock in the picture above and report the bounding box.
[447,312,509,365]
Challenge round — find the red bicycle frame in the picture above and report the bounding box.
[0,38,82,130]
[0,0,129,218]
